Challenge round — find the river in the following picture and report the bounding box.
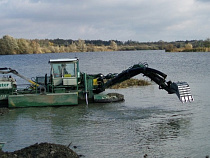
[0,50,210,157]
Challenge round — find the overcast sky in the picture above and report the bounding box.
[0,0,210,42]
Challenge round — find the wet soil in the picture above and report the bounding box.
[0,108,9,115]
[0,142,79,158]
[110,78,151,89]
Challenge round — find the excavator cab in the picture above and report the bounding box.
[49,58,79,87]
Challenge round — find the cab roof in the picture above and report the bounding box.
[49,58,78,63]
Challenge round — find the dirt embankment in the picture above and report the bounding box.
[0,142,80,158]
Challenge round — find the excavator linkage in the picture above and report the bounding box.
[98,62,194,103]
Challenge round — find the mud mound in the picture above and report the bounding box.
[0,142,79,158]
[110,78,151,89]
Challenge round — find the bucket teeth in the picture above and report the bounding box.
[175,82,194,103]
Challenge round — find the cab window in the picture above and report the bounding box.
[52,63,76,78]
[52,64,62,77]
[62,63,75,77]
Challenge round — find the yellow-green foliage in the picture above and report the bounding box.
[1,35,210,55]
[0,35,118,55]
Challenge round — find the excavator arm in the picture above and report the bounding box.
[0,67,39,87]
[94,63,194,103]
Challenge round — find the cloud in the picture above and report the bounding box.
[196,0,210,2]
[0,0,210,41]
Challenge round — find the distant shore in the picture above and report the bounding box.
[0,35,210,55]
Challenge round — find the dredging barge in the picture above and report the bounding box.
[0,58,193,108]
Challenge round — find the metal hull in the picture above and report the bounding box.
[8,92,78,108]
[0,99,8,107]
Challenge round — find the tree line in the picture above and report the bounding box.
[0,35,210,55]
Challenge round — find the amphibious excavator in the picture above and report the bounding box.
[0,58,194,108]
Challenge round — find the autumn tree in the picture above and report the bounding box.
[30,40,41,54]
[69,42,77,52]
[185,43,193,50]
[0,39,7,55]
[76,39,87,52]
[59,46,65,53]
[110,41,118,51]
[165,44,174,52]
[0,35,19,54]
[17,38,30,54]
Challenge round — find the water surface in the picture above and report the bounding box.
[0,50,209,157]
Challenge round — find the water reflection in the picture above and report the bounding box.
[133,112,192,157]
[1,102,192,157]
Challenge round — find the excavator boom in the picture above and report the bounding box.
[96,62,194,103]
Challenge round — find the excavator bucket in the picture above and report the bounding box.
[171,82,194,103]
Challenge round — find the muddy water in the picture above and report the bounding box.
[0,50,210,157]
